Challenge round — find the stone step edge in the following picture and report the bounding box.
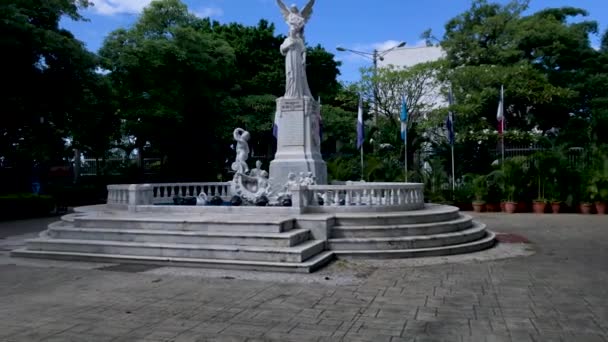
[25,238,324,254]
[72,216,295,225]
[10,249,335,273]
[48,226,310,240]
[329,223,486,243]
[333,231,496,257]
[333,215,472,230]
[332,204,459,218]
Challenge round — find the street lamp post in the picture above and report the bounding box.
[337,42,406,124]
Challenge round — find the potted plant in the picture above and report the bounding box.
[588,147,608,215]
[530,152,548,214]
[501,157,526,214]
[545,182,562,214]
[471,174,487,212]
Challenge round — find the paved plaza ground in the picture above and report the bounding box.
[0,212,607,342]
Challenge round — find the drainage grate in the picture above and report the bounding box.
[96,264,161,273]
[495,233,531,244]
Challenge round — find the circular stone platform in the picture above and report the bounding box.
[11,199,495,273]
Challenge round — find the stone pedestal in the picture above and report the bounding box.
[270,97,327,186]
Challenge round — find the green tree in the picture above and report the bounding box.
[100,0,237,180]
[1,0,114,184]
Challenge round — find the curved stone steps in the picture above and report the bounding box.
[331,214,474,238]
[72,215,296,233]
[328,222,487,250]
[332,231,496,259]
[10,249,335,273]
[332,204,461,226]
[23,238,325,263]
[47,226,311,247]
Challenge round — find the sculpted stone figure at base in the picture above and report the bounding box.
[231,128,250,174]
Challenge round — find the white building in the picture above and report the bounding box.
[378,45,446,69]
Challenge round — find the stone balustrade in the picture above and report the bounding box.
[107,184,154,210]
[292,182,425,213]
[150,183,231,204]
[107,182,424,213]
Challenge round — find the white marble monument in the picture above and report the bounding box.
[269,0,327,186]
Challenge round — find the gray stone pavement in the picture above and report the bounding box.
[0,213,607,342]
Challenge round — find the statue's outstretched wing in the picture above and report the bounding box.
[301,0,315,21]
[276,0,290,20]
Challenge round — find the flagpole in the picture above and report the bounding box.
[501,86,505,166]
[404,138,408,182]
[451,145,455,191]
[361,145,364,181]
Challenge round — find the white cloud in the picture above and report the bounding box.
[91,0,153,15]
[193,6,224,18]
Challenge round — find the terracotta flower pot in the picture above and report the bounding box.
[532,201,546,214]
[580,203,593,214]
[472,202,485,213]
[551,202,561,214]
[517,201,528,213]
[595,202,606,215]
[504,202,517,213]
[486,203,500,212]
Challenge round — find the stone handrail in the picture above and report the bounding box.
[108,182,424,213]
[150,182,231,204]
[107,184,154,210]
[293,182,425,213]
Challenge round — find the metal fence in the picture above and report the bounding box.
[490,144,588,168]
[80,158,161,176]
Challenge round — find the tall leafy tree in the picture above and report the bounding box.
[1,0,113,185]
[100,0,237,179]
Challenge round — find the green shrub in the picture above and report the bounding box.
[0,193,55,220]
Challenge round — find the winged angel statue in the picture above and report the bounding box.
[276,0,315,98]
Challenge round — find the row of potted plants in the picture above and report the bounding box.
[466,147,608,214]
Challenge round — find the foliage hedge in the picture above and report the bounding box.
[0,194,55,220]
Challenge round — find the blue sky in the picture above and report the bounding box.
[62,0,608,83]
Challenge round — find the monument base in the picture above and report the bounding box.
[269,97,328,186]
[269,158,327,187]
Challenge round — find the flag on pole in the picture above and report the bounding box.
[446,87,455,145]
[497,85,504,135]
[400,95,408,141]
[272,110,279,139]
[318,96,323,142]
[357,95,364,150]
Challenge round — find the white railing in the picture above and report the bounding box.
[107,184,154,210]
[151,182,231,204]
[107,182,425,213]
[293,183,425,213]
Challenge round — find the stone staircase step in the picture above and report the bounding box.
[333,231,496,259]
[72,215,295,233]
[24,238,325,263]
[10,250,335,273]
[48,226,311,247]
[328,223,487,250]
[332,204,461,226]
[331,215,473,238]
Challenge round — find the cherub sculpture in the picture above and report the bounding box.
[231,128,250,174]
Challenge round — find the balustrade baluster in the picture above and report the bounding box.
[345,190,351,206]
[333,191,340,206]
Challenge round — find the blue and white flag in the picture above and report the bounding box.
[357,96,364,150]
[318,96,323,142]
[400,95,408,141]
[446,87,455,145]
[272,110,279,138]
